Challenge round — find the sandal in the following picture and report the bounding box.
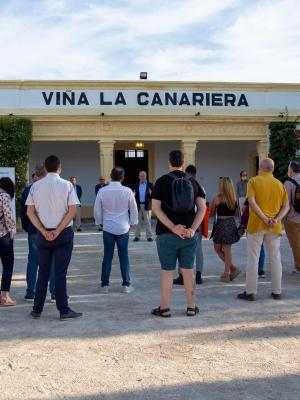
[0,296,16,307]
[186,305,199,317]
[220,273,230,283]
[230,266,241,281]
[151,306,171,318]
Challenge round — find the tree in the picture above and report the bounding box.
[0,117,32,213]
[269,121,298,182]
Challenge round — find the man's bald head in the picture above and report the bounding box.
[260,158,274,173]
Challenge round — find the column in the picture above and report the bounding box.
[256,139,269,164]
[98,140,115,182]
[181,139,198,167]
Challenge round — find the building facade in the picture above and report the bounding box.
[1,80,300,217]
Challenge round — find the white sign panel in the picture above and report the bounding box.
[0,89,299,110]
[0,167,16,232]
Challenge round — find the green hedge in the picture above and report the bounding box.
[0,117,32,212]
[269,121,298,182]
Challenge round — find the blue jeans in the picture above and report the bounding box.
[101,231,130,287]
[26,233,55,297]
[33,227,73,314]
[195,231,203,273]
[258,244,265,274]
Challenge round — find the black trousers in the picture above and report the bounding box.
[0,233,14,292]
[33,227,74,314]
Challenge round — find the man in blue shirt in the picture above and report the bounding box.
[70,176,82,232]
[95,177,107,195]
[133,171,153,242]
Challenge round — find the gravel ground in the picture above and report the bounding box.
[0,225,299,400]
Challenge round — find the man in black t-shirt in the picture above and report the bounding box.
[151,150,206,318]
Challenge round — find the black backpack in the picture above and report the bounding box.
[288,178,300,213]
[166,172,195,213]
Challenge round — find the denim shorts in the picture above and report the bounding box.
[156,233,198,270]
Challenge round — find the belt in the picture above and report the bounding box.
[140,202,146,204]
[46,228,56,231]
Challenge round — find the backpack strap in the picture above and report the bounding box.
[168,172,192,180]
[288,177,300,188]
[168,172,181,180]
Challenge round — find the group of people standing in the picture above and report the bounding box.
[0,149,299,319]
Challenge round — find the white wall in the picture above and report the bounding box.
[154,141,181,180]
[196,141,256,202]
[29,140,257,207]
[154,141,256,202]
[29,141,99,206]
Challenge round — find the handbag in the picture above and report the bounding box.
[201,206,210,238]
[237,223,246,239]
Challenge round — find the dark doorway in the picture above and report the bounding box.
[114,149,148,188]
[255,156,259,174]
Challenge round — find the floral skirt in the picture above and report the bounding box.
[212,217,239,245]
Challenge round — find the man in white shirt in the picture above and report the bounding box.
[94,166,138,293]
[26,155,82,320]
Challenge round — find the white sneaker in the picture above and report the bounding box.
[100,285,109,293]
[122,285,133,294]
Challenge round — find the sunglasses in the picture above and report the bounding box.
[219,176,230,179]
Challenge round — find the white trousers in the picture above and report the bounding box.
[246,231,282,295]
[135,204,152,239]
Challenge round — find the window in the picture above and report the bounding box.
[125,150,136,158]
[136,150,144,158]
[124,150,145,158]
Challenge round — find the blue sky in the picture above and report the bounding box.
[0,0,299,82]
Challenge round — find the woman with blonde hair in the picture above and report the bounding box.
[210,177,240,283]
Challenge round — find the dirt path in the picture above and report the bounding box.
[0,228,299,400]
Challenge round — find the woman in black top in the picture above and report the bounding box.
[210,177,240,283]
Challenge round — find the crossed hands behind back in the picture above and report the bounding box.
[172,224,195,239]
[43,229,60,241]
[263,216,278,227]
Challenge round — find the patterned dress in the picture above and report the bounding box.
[0,191,15,237]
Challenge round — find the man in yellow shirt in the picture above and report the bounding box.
[238,158,289,301]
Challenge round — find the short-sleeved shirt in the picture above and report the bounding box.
[26,172,79,229]
[284,175,300,223]
[246,172,289,234]
[152,170,206,235]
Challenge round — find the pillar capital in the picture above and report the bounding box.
[181,139,198,167]
[98,139,115,182]
[256,139,269,164]
[181,138,198,147]
[98,139,115,147]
